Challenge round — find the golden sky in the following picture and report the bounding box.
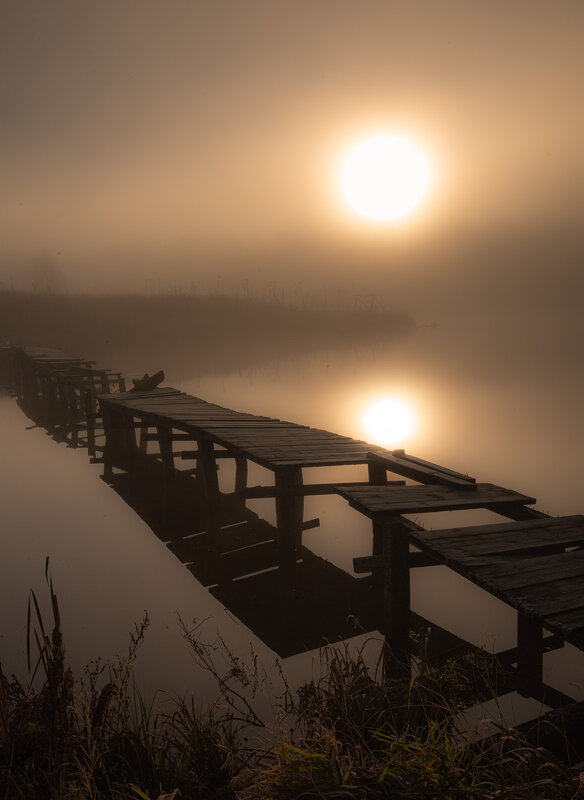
[1,0,583,292]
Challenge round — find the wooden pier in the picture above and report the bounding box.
[96,384,400,554]
[5,346,125,451]
[3,345,584,714]
[337,455,583,695]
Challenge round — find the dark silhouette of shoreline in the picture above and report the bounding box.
[0,290,415,379]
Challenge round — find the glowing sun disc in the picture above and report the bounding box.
[363,397,415,446]
[341,135,431,222]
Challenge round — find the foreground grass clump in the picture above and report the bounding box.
[220,641,581,800]
[1,568,582,799]
[0,566,239,800]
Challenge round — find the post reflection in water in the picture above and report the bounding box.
[102,462,380,659]
[2,343,584,712]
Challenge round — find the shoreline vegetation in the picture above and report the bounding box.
[0,290,416,380]
[1,569,582,800]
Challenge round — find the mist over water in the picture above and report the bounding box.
[1,0,583,722]
[1,307,583,705]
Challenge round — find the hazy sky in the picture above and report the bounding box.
[1,0,583,296]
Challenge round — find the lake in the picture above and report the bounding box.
[1,322,583,721]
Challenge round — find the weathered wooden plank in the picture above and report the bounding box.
[212,438,369,449]
[105,388,182,400]
[193,436,368,448]
[367,450,476,488]
[414,515,583,542]
[544,608,584,644]
[416,528,584,560]
[194,432,356,442]
[381,449,476,481]
[269,455,379,467]
[172,421,302,429]
[391,516,584,646]
[225,448,372,461]
[475,550,584,590]
[129,370,165,392]
[232,435,368,446]
[353,552,434,572]
[507,577,584,616]
[336,483,536,517]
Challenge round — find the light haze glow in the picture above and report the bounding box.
[362,397,415,447]
[340,135,431,222]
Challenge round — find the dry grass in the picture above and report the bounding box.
[1,569,582,800]
[0,562,239,800]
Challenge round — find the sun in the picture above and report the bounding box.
[340,134,431,223]
[362,397,415,447]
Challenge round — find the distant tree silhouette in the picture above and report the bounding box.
[29,252,64,294]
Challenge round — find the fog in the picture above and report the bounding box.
[1,1,583,322]
[3,2,584,745]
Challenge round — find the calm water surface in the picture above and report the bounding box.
[1,326,583,715]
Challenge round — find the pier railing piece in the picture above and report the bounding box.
[367,449,477,488]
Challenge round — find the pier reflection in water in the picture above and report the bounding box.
[102,458,467,662]
[103,464,376,657]
[3,343,584,728]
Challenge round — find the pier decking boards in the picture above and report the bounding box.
[4,346,584,709]
[334,482,537,516]
[98,386,390,468]
[7,345,125,449]
[411,516,584,649]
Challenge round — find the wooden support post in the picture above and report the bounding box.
[381,519,411,678]
[67,381,79,445]
[198,436,221,546]
[234,455,248,497]
[46,375,58,419]
[368,459,388,486]
[369,458,388,591]
[101,405,137,480]
[38,372,48,412]
[517,613,544,696]
[71,385,78,445]
[156,424,175,478]
[24,365,37,406]
[14,356,23,400]
[138,420,150,454]
[84,389,96,457]
[275,466,304,554]
[101,406,115,481]
[122,410,138,454]
[99,372,111,395]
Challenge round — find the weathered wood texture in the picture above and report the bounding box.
[336,483,536,517]
[12,347,584,709]
[410,516,584,648]
[98,387,390,470]
[367,450,477,488]
[11,346,125,447]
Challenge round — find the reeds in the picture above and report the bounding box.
[0,562,239,799]
[1,570,582,800]
[231,639,582,800]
